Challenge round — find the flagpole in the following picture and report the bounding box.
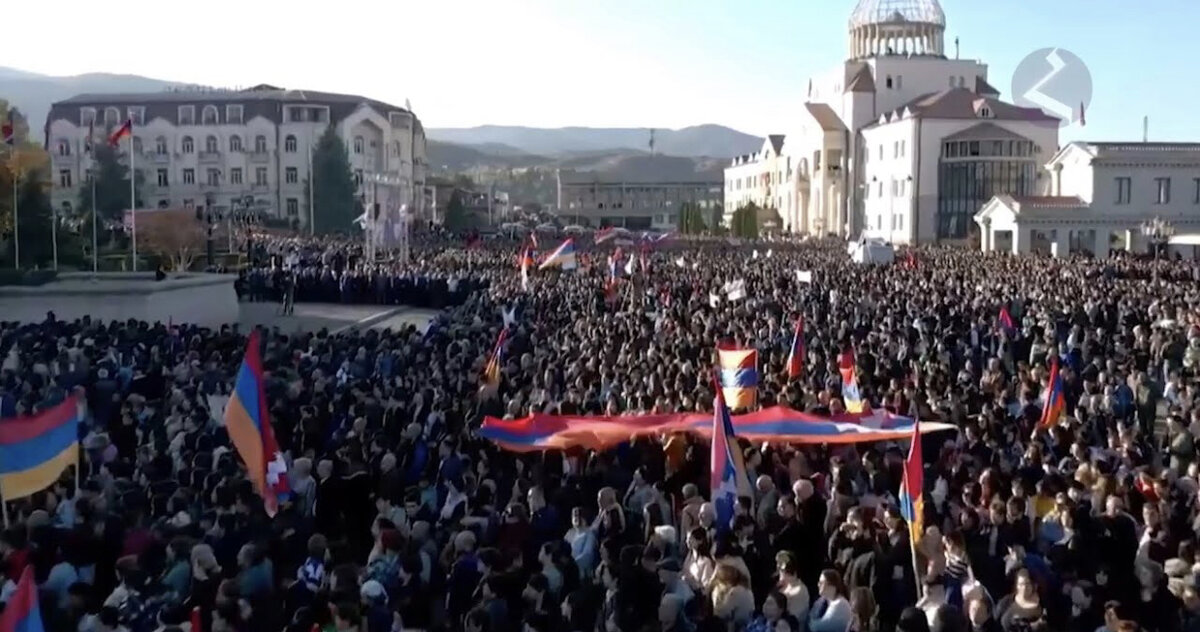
[129,133,137,272]
[12,164,19,269]
[51,189,59,270]
[91,163,98,273]
[908,483,924,600]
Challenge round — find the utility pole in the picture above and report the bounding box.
[649,129,656,156]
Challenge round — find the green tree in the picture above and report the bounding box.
[677,202,706,235]
[7,171,55,268]
[709,203,725,232]
[731,202,760,239]
[78,143,144,223]
[444,191,469,232]
[311,125,358,234]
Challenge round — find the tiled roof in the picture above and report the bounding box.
[766,134,786,154]
[1011,195,1086,208]
[878,88,1059,125]
[974,76,1000,97]
[845,64,876,93]
[943,122,1031,142]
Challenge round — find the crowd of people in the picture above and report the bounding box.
[2,229,1200,632]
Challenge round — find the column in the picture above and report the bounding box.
[981,220,992,252]
[1051,228,1070,258]
[1124,229,1142,253]
[1012,226,1029,255]
[1094,228,1110,259]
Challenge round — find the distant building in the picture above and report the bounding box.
[976,142,1200,257]
[555,170,723,230]
[44,84,428,227]
[424,177,509,226]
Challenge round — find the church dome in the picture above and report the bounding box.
[849,0,946,29]
[847,0,946,59]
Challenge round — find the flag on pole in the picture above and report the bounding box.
[1079,101,1086,127]
[0,397,81,501]
[84,121,94,154]
[839,349,866,413]
[1039,358,1066,429]
[483,327,509,389]
[786,317,806,379]
[710,373,753,531]
[538,238,577,271]
[716,345,758,410]
[594,226,616,244]
[899,419,925,547]
[518,248,533,291]
[998,306,1016,336]
[0,568,45,632]
[223,330,291,516]
[605,252,620,303]
[108,118,133,146]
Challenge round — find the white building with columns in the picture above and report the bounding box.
[724,0,1062,243]
[975,142,1200,257]
[44,85,428,227]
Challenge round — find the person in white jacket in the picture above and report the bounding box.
[808,569,853,632]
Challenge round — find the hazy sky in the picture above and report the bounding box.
[6,0,1193,143]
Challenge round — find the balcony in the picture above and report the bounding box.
[250,183,271,193]
[248,151,271,163]
[146,152,171,164]
[199,151,222,164]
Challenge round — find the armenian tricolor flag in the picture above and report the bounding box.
[1039,358,1066,429]
[710,374,753,531]
[0,397,81,501]
[786,316,806,379]
[595,226,616,244]
[538,238,577,271]
[483,327,509,389]
[605,250,620,303]
[519,248,533,291]
[223,330,290,516]
[998,306,1017,336]
[899,419,924,548]
[0,568,44,632]
[108,118,133,146]
[839,349,865,413]
[717,345,758,410]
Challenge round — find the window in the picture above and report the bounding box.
[80,108,97,127]
[286,198,299,217]
[156,169,168,186]
[285,167,298,184]
[877,145,882,161]
[157,200,169,209]
[178,105,195,125]
[155,136,168,154]
[1155,177,1171,204]
[207,168,221,186]
[205,135,218,153]
[1193,178,1200,204]
[230,136,243,152]
[354,169,363,186]
[285,135,297,153]
[893,141,899,158]
[182,168,195,184]
[968,141,980,156]
[254,135,267,153]
[885,75,893,89]
[226,105,243,125]
[255,167,268,186]
[127,107,144,125]
[59,169,72,188]
[103,107,121,126]
[183,199,194,209]
[1108,176,1128,203]
[181,136,194,153]
[132,136,143,154]
[57,139,71,156]
[231,168,243,185]
[201,105,218,125]
[353,136,364,154]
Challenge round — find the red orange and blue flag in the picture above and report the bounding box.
[1039,358,1066,429]
[786,316,806,379]
[223,330,290,516]
[899,419,924,546]
[0,568,44,632]
[538,238,577,271]
[483,327,509,388]
[710,374,753,531]
[717,345,758,410]
[0,396,81,501]
[108,118,132,147]
[839,348,866,413]
[999,306,1017,335]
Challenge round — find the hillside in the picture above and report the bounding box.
[0,67,188,133]
[427,124,761,158]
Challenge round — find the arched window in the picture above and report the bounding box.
[155,137,168,154]
[230,136,243,152]
[57,139,71,156]
[254,135,267,153]
[201,105,218,125]
[284,135,297,153]
[182,136,194,153]
[353,136,364,154]
[205,135,218,153]
[104,107,121,126]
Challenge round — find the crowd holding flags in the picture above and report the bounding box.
[717,345,758,410]
[839,348,866,413]
[710,373,753,531]
[1039,357,1066,429]
[0,397,82,522]
[786,316,806,379]
[222,330,291,517]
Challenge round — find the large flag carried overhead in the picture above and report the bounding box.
[223,330,290,516]
[710,376,753,531]
[717,345,758,410]
[1039,358,1066,429]
[538,238,577,271]
[899,419,924,547]
[0,397,81,501]
[0,568,44,632]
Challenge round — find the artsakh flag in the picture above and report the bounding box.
[710,373,752,531]
[108,118,132,146]
[222,330,290,516]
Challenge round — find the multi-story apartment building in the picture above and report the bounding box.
[44,84,428,227]
[555,170,723,231]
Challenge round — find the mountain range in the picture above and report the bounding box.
[426,124,760,158]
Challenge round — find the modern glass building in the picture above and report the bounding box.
[937,135,1039,239]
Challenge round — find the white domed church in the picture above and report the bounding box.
[724,0,1061,244]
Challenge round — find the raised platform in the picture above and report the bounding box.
[0,272,239,327]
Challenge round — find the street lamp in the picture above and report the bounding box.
[1140,217,1175,283]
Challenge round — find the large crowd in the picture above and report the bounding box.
[2,228,1200,632]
